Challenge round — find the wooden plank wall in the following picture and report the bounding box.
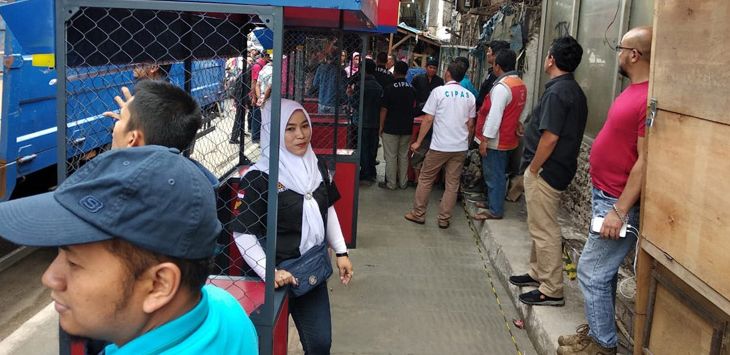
[642,110,730,302]
[652,0,730,125]
[636,1,730,353]
[647,284,715,355]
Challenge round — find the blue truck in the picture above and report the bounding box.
[0,0,227,202]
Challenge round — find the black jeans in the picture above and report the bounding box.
[230,101,246,142]
[359,127,379,181]
[250,106,262,142]
[290,282,332,355]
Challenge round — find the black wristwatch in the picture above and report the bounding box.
[336,252,349,258]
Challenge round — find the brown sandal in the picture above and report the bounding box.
[471,211,503,220]
[404,211,425,225]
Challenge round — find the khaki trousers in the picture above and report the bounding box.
[524,168,564,298]
[412,149,466,222]
[382,133,412,189]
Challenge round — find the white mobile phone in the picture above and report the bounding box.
[591,216,628,238]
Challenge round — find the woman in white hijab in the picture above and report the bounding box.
[344,51,360,78]
[232,99,353,354]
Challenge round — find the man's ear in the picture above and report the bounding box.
[141,262,182,314]
[128,130,146,147]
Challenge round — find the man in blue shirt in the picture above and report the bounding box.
[0,146,258,354]
[454,56,479,97]
[308,52,347,114]
[405,57,427,84]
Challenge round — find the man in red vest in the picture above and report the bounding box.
[473,49,527,220]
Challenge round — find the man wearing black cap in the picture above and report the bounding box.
[410,58,444,179]
[0,146,258,354]
[411,58,444,107]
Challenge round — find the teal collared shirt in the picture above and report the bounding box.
[105,285,258,355]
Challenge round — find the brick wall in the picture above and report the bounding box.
[561,138,593,230]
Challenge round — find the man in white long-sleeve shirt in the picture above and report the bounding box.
[473,49,527,220]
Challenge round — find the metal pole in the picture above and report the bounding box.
[261,6,284,355]
[349,33,368,248]
[55,0,69,186]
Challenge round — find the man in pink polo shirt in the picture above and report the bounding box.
[557,26,653,355]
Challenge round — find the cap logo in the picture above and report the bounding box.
[79,195,104,213]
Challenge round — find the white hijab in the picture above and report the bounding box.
[248,99,325,253]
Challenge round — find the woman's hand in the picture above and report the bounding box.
[274,269,298,289]
[336,256,354,286]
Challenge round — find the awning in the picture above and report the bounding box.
[391,22,443,51]
[0,0,398,55]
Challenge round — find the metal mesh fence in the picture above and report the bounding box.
[61,4,272,314]
[59,3,365,329]
[282,30,364,162]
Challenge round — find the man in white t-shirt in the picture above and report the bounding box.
[405,60,476,229]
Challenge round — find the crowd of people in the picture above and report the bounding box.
[0,23,651,355]
[352,26,652,355]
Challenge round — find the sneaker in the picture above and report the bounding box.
[556,336,616,355]
[558,324,590,346]
[518,289,564,306]
[509,274,540,287]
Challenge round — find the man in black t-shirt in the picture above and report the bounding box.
[379,61,416,190]
[409,58,444,176]
[359,59,384,185]
[508,36,587,308]
[476,40,510,110]
[375,52,395,89]
[411,59,444,109]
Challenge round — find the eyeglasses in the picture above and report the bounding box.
[615,46,643,56]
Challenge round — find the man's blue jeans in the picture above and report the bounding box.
[481,148,511,217]
[577,187,640,348]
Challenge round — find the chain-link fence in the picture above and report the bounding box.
[281,30,364,164]
[58,1,369,352]
[58,3,281,351]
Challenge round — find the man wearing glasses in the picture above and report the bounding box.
[557,26,653,355]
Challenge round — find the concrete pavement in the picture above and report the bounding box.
[465,198,591,355]
[0,248,55,355]
[288,183,537,354]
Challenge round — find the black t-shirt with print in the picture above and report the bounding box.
[231,160,341,264]
[381,78,417,135]
[521,73,588,191]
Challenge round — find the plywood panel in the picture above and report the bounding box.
[648,284,715,354]
[642,110,730,300]
[652,0,730,125]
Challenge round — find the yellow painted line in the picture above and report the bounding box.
[463,200,524,355]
